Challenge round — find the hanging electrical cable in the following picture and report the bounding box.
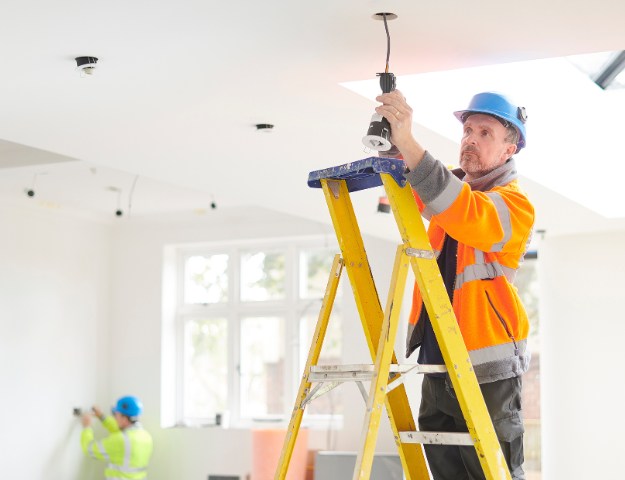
[127,174,139,216]
[383,13,391,74]
[362,13,397,152]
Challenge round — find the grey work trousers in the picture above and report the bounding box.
[418,375,525,480]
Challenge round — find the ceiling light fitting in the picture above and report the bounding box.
[362,13,397,152]
[255,123,274,132]
[107,186,124,217]
[372,12,398,21]
[24,172,47,198]
[75,56,98,76]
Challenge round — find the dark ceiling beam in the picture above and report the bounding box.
[594,50,625,89]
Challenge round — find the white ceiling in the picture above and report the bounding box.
[2,0,625,238]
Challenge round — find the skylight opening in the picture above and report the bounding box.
[567,50,625,90]
[341,51,625,218]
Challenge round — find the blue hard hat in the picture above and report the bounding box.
[454,92,527,150]
[112,395,143,418]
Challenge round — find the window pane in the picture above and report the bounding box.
[240,316,284,417]
[183,317,228,420]
[299,311,343,416]
[516,257,541,474]
[184,254,229,304]
[240,251,286,301]
[516,257,540,343]
[299,248,341,300]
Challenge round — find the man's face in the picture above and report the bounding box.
[114,411,131,429]
[459,114,517,180]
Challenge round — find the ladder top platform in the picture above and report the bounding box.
[307,157,406,192]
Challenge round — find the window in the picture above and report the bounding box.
[516,253,541,477]
[167,237,342,428]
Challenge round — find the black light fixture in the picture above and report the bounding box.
[594,50,625,89]
[25,172,46,198]
[107,186,124,217]
[75,56,98,76]
[362,13,397,152]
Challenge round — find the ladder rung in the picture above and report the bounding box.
[400,431,475,446]
[308,363,447,382]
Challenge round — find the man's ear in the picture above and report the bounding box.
[504,143,517,160]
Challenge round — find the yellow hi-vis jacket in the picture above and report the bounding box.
[404,152,535,383]
[81,415,153,479]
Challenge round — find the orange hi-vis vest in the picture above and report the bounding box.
[404,152,535,383]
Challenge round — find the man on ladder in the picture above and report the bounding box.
[375,90,534,480]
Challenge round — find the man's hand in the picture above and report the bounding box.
[92,406,104,420]
[375,90,425,170]
[81,413,92,428]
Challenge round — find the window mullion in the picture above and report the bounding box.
[174,236,342,429]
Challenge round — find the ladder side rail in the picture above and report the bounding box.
[321,178,430,480]
[274,255,344,480]
[352,246,411,480]
[382,174,512,480]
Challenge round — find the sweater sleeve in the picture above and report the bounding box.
[81,428,109,461]
[101,415,120,433]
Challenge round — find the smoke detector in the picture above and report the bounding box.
[75,56,99,76]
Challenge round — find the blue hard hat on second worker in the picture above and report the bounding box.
[454,92,527,151]
[113,395,143,418]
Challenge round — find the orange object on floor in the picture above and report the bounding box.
[252,429,308,480]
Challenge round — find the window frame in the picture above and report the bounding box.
[167,236,343,429]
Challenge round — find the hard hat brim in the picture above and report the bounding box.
[453,109,526,150]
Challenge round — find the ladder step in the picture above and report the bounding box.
[308,363,446,382]
[307,157,406,192]
[400,431,475,446]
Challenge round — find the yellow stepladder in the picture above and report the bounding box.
[275,157,512,480]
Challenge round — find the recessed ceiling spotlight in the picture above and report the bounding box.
[372,12,398,21]
[75,56,99,76]
[255,123,274,133]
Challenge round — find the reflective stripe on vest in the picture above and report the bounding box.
[89,440,110,462]
[469,338,527,366]
[106,427,148,476]
[485,191,512,252]
[455,249,517,290]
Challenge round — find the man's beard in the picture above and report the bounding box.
[460,147,481,174]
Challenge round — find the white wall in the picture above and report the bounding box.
[10,198,622,479]
[109,206,412,479]
[0,204,111,480]
[539,231,625,479]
